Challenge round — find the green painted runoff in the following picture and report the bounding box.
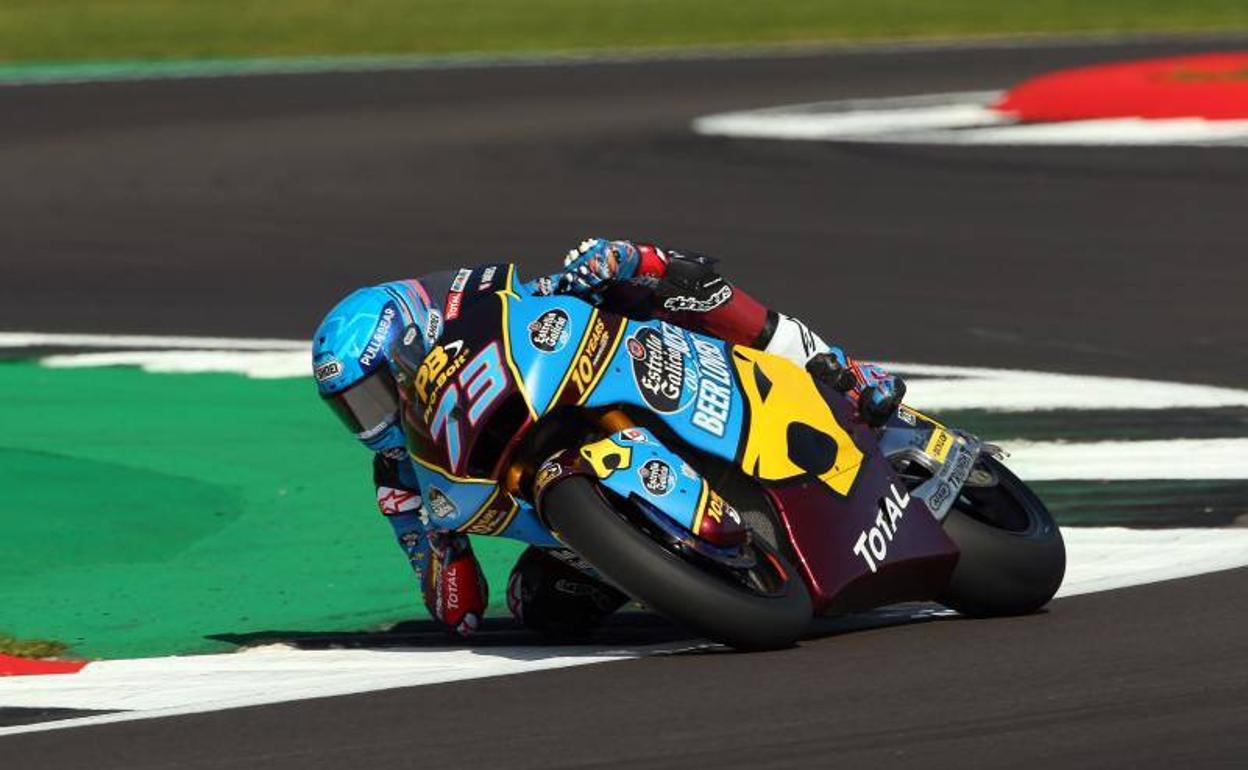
[0,361,522,659]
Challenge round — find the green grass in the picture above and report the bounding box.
[1,0,1246,64]
[0,634,69,659]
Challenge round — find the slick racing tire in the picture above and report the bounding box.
[541,476,812,650]
[937,456,1066,617]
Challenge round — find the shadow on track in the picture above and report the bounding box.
[207,603,969,656]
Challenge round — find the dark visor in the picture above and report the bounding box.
[324,367,400,440]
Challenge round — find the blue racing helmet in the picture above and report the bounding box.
[312,281,433,452]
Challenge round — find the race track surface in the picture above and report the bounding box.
[6,568,1248,769]
[3,36,1247,766]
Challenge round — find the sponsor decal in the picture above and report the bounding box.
[478,266,497,290]
[357,417,394,441]
[662,282,733,313]
[399,530,424,552]
[528,308,572,353]
[314,358,342,383]
[377,487,421,516]
[442,561,461,613]
[929,447,976,513]
[680,462,699,480]
[896,406,918,426]
[460,492,519,536]
[690,336,732,438]
[851,483,912,573]
[628,324,688,413]
[534,276,556,296]
[548,548,597,575]
[359,304,398,368]
[424,310,443,345]
[565,315,618,402]
[533,460,563,495]
[925,428,954,463]
[701,490,740,526]
[445,292,464,321]
[450,268,472,293]
[638,458,675,496]
[426,486,458,519]
[381,446,408,461]
[620,428,648,443]
[415,339,468,409]
[929,481,952,511]
[402,325,419,347]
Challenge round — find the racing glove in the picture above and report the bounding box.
[420,531,490,637]
[559,238,643,301]
[808,348,906,428]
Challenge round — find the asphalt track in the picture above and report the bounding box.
[3,36,1248,767]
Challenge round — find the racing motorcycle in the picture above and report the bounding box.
[392,265,1066,650]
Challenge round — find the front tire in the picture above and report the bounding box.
[542,476,812,650]
[938,456,1066,616]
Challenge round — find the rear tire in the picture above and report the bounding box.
[542,476,812,650]
[938,456,1065,616]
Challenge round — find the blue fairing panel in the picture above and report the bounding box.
[578,428,707,532]
[408,460,498,529]
[503,290,597,416]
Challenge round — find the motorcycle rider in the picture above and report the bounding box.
[312,238,905,638]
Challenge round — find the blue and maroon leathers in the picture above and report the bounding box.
[317,237,902,638]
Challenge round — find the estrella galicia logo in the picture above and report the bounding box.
[628,326,686,413]
[528,309,571,353]
[639,459,675,497]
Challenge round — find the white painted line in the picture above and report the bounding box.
[694,92,1248,146]
[694,102,1008,140]
[0,641,693,736]
[1057,527,1248,598]
[2,526,1246,735]
[40,350,310,380]
[884,361,1248,412]
[999,438,1248,481]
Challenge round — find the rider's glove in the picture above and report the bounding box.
[421,531,489,637]
[809,348,906,428]
[559,238,641,302]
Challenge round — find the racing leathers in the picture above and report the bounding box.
[377,238,903,637]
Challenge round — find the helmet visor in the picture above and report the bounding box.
[323,367,400,441]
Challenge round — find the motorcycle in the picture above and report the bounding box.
[391,265,1066,650]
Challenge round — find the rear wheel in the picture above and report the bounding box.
[541,476,812,650]
[938,456,1066,616]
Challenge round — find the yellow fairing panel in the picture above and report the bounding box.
[731,347,864,495]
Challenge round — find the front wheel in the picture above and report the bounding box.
[938,456,1066,616]
[541,476,812,650]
